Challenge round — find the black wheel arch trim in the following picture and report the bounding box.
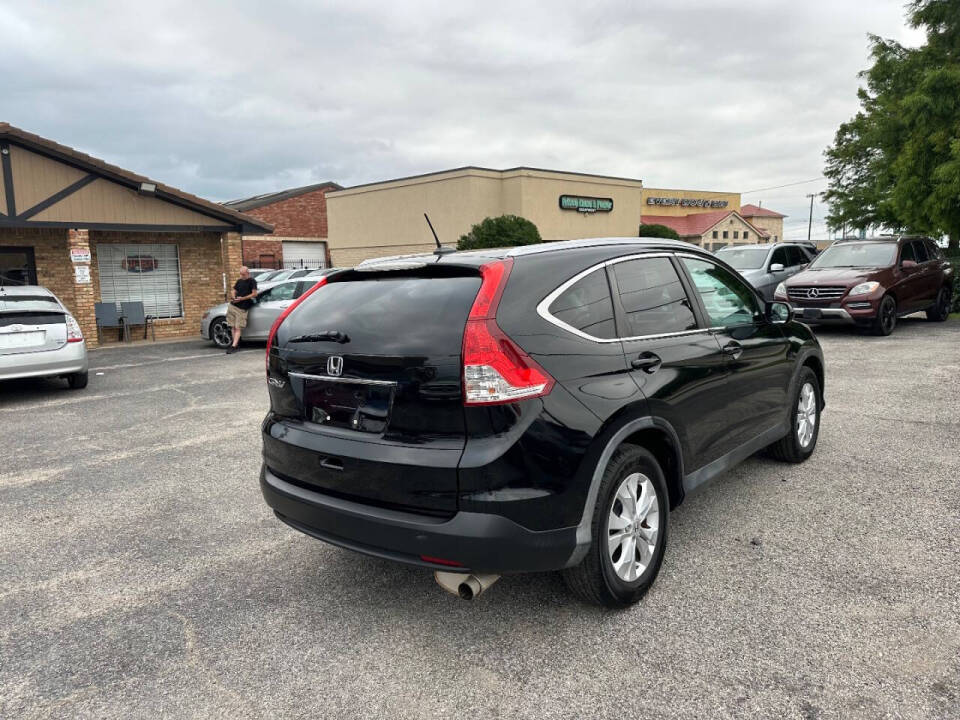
[570,414,684,565]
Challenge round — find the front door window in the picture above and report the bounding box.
[0,246,37,285]
[681,257,760,327]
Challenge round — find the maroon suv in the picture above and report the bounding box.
[775,236,953,336]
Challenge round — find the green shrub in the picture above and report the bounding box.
[638,223,681,240]
[457,215,542,251]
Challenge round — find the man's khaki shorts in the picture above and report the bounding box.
[226,304,248,329]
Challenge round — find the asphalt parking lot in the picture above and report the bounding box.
[2,319,959,720]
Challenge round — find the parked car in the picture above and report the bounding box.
[775,236,953,335]
[259,237,825,606]
[201,279,320,348]
[0,285,88,389]
[716,243,816,300]
[247,268,274,279]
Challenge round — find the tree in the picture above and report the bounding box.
[457,215,542,250]
[824,0,960,250]
[638,223,681,240]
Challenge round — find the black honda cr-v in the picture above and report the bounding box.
[260,238,825,606]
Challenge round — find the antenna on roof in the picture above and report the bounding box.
[425,213,456,256]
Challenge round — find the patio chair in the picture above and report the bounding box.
[120,301,155,341]
[94,302,124,343]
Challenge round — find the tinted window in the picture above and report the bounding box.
[785,246,806,266]
[548,268,616,339]
[285,275,481,355]
[912,241,929,263]
[612,257,697,337]
[926,240,943,259]
[770,247,789,267]
[900,242,917,264]
[681,257,759,327]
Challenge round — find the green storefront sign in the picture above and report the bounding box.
[559,195,613,213]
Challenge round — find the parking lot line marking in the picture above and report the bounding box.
[90,349,259,372]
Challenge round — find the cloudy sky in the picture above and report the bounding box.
[1,1,923,239]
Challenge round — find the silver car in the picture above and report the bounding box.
[0,285,89,389]
[200,279,311,348]
[715,243,816,300]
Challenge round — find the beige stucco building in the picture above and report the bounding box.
[324,167,785,265]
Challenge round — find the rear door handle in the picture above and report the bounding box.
[721,342,743,360]
[631,352,662,373]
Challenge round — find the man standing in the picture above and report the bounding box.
[226,266,258,354]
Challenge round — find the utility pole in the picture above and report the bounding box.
[806,194,816,242]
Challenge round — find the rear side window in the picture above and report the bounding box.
[612,257,697,337]
[548,268,617,339]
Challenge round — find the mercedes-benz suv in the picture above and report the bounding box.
[260,238,825,606]
[775,236,953,335]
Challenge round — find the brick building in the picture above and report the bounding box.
[224,182,341,269]
[0,123,271,348]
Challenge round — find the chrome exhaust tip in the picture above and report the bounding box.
[434,571,500,600]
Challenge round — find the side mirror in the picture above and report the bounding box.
[901,259,918,269]
[770,263,785,272]
[767,301,792,324]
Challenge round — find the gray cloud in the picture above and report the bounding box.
[0,0,922,237]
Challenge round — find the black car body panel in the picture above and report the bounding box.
[260,238,825,573]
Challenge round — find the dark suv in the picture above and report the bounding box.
[260,238,825,606]
[775,236,954,335]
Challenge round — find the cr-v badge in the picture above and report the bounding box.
[327,356,344,377]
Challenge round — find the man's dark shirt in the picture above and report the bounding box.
[232,277,257,310]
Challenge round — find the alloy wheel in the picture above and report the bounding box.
[212,320,232,348]
[796,381,817,448]
[607,472,660,582]
[880,297,896,334]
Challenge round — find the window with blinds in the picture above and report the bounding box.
[97,244,183,318]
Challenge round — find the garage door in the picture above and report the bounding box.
[282,241,327,269]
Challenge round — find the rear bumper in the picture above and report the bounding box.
[0,341,88,381]
[261,465,580,574]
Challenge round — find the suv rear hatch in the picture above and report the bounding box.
[264,265,482,516]
[0,294,68,356]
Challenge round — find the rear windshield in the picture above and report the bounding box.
[283,275,482,354]
[0,295,63,313]
[715,247,769,270]
[810,243,897,269]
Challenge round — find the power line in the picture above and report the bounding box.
[742,177,824,194]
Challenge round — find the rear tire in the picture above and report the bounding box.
[925,286,951,322]
[210,318,232,348]
[872,295,897,336]
[67,371,88,390]
[767,367,820,463]
[562,445,669,607]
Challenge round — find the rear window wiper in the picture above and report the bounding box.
[288,330,350,344]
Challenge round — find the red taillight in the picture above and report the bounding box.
[265,276,328,372]
[66,315,83,343]
[462,259,554,406]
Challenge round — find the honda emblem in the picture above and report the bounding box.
[327,356,344,377]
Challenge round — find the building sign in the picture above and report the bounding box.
[74,265,91,284]
[559,195,613,213]
[646,197,728,209]
[70,248,91,263]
